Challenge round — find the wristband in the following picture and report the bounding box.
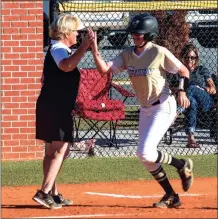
[178,76,189,92]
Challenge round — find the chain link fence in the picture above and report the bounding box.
[43,0,217,158]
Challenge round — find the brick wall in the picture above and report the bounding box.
[1,1,44,160]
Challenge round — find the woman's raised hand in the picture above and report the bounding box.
[80,28,95,49]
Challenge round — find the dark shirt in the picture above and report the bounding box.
[38,47,80,112]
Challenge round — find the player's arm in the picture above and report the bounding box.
[163,49,190,109]
[90,31,112,75]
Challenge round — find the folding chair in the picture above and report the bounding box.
[72,68,135,149]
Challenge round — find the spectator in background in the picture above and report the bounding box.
[33,13,94,209]
[180,43,217,148]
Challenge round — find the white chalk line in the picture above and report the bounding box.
[20,192,204,219]
[26,214,127,219]
[84,192,203,199]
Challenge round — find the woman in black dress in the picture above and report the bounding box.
[33,13,94,209]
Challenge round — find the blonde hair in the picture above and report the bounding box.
[49,13,84,40]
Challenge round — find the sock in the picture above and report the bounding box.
[150,165,175,195]
[155,150,184,170]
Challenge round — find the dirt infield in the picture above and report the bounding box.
[2,177,217,218]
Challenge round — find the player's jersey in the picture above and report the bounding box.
[109,42,182,107]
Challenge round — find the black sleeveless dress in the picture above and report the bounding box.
[36,47,80,143]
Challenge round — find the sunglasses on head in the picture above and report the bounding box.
[184,56,197,61]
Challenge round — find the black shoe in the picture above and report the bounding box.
[52,193,73,206]
[153,193,181,208]
[32,190,62,209]
[178,158,194,192]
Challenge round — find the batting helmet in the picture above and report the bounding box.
[127,13,159,41]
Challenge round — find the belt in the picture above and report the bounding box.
[151,100,160,106]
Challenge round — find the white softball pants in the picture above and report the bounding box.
[136,94,177,172]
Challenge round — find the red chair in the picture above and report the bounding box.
[72,68,135,149]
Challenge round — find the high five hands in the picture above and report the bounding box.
[80,28,97,51]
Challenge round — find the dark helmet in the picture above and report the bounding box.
[127,13,159,41]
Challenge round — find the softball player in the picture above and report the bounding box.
[90,13,193,208]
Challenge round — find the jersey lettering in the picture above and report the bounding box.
[128,66,155,77]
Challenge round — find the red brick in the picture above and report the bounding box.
[11,21,28,27]
[12,121,28,127]
[2,35,11,40]
[12,134,28,140]
[1,47,12,53]
[3,140,20,147]
[20,53,36,59]
[27,121,35,127]
[28,146,43,152]
[3,15,20,21]
[2,147,12,153]
[20,41,36,46]
[12,97,28,102]
[29,21,42,27]
[4,53,19,59]
[12,72,27,77]
[1,97,12,103]
[28,9,43,15]
[1,60,12,65]
[3,104,19,110]
[11,9,27,15]
[36,27,43,34]
[3,28,19,35]
[28,59,43,65]
[20,90,36,96]
[28,134,36,140]
[2,9,11,15]
[36,152,44,159]
[1,122,12,128]
[3,66,20,72]
[27,109,36,114]
[2,22,11,28]
[20,66,36,71]
[1,72,12,77]
[20,115,35,121]
[3,3,20,8]
[12,109,28,114]
[20,128,35,134]
[1,134,12,140]
[12,146,28,152]
[20,3,36,8]
[1,109,12,115]
[3,128,20,134]
[4,78,20,83]
[12,47,28,53]
[13,60,28,65]
[12,84,28,90]
[28,34,43,40]
[21,78,35,84]
[3,91,20,96]
[20,28,36,34]
[20,15,36,21]
[3,153,20,160]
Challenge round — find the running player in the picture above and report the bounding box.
[89,13,193,208]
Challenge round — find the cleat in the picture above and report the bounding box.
[153,193,181,208]
[52,193,73,206]
[32,190,62,209]
[178,158,194,192]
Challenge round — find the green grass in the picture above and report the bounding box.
[2,155,217,187]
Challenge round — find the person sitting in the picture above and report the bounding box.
[179,43,216,148]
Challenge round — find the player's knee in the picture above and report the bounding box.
[136,151,157,163]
